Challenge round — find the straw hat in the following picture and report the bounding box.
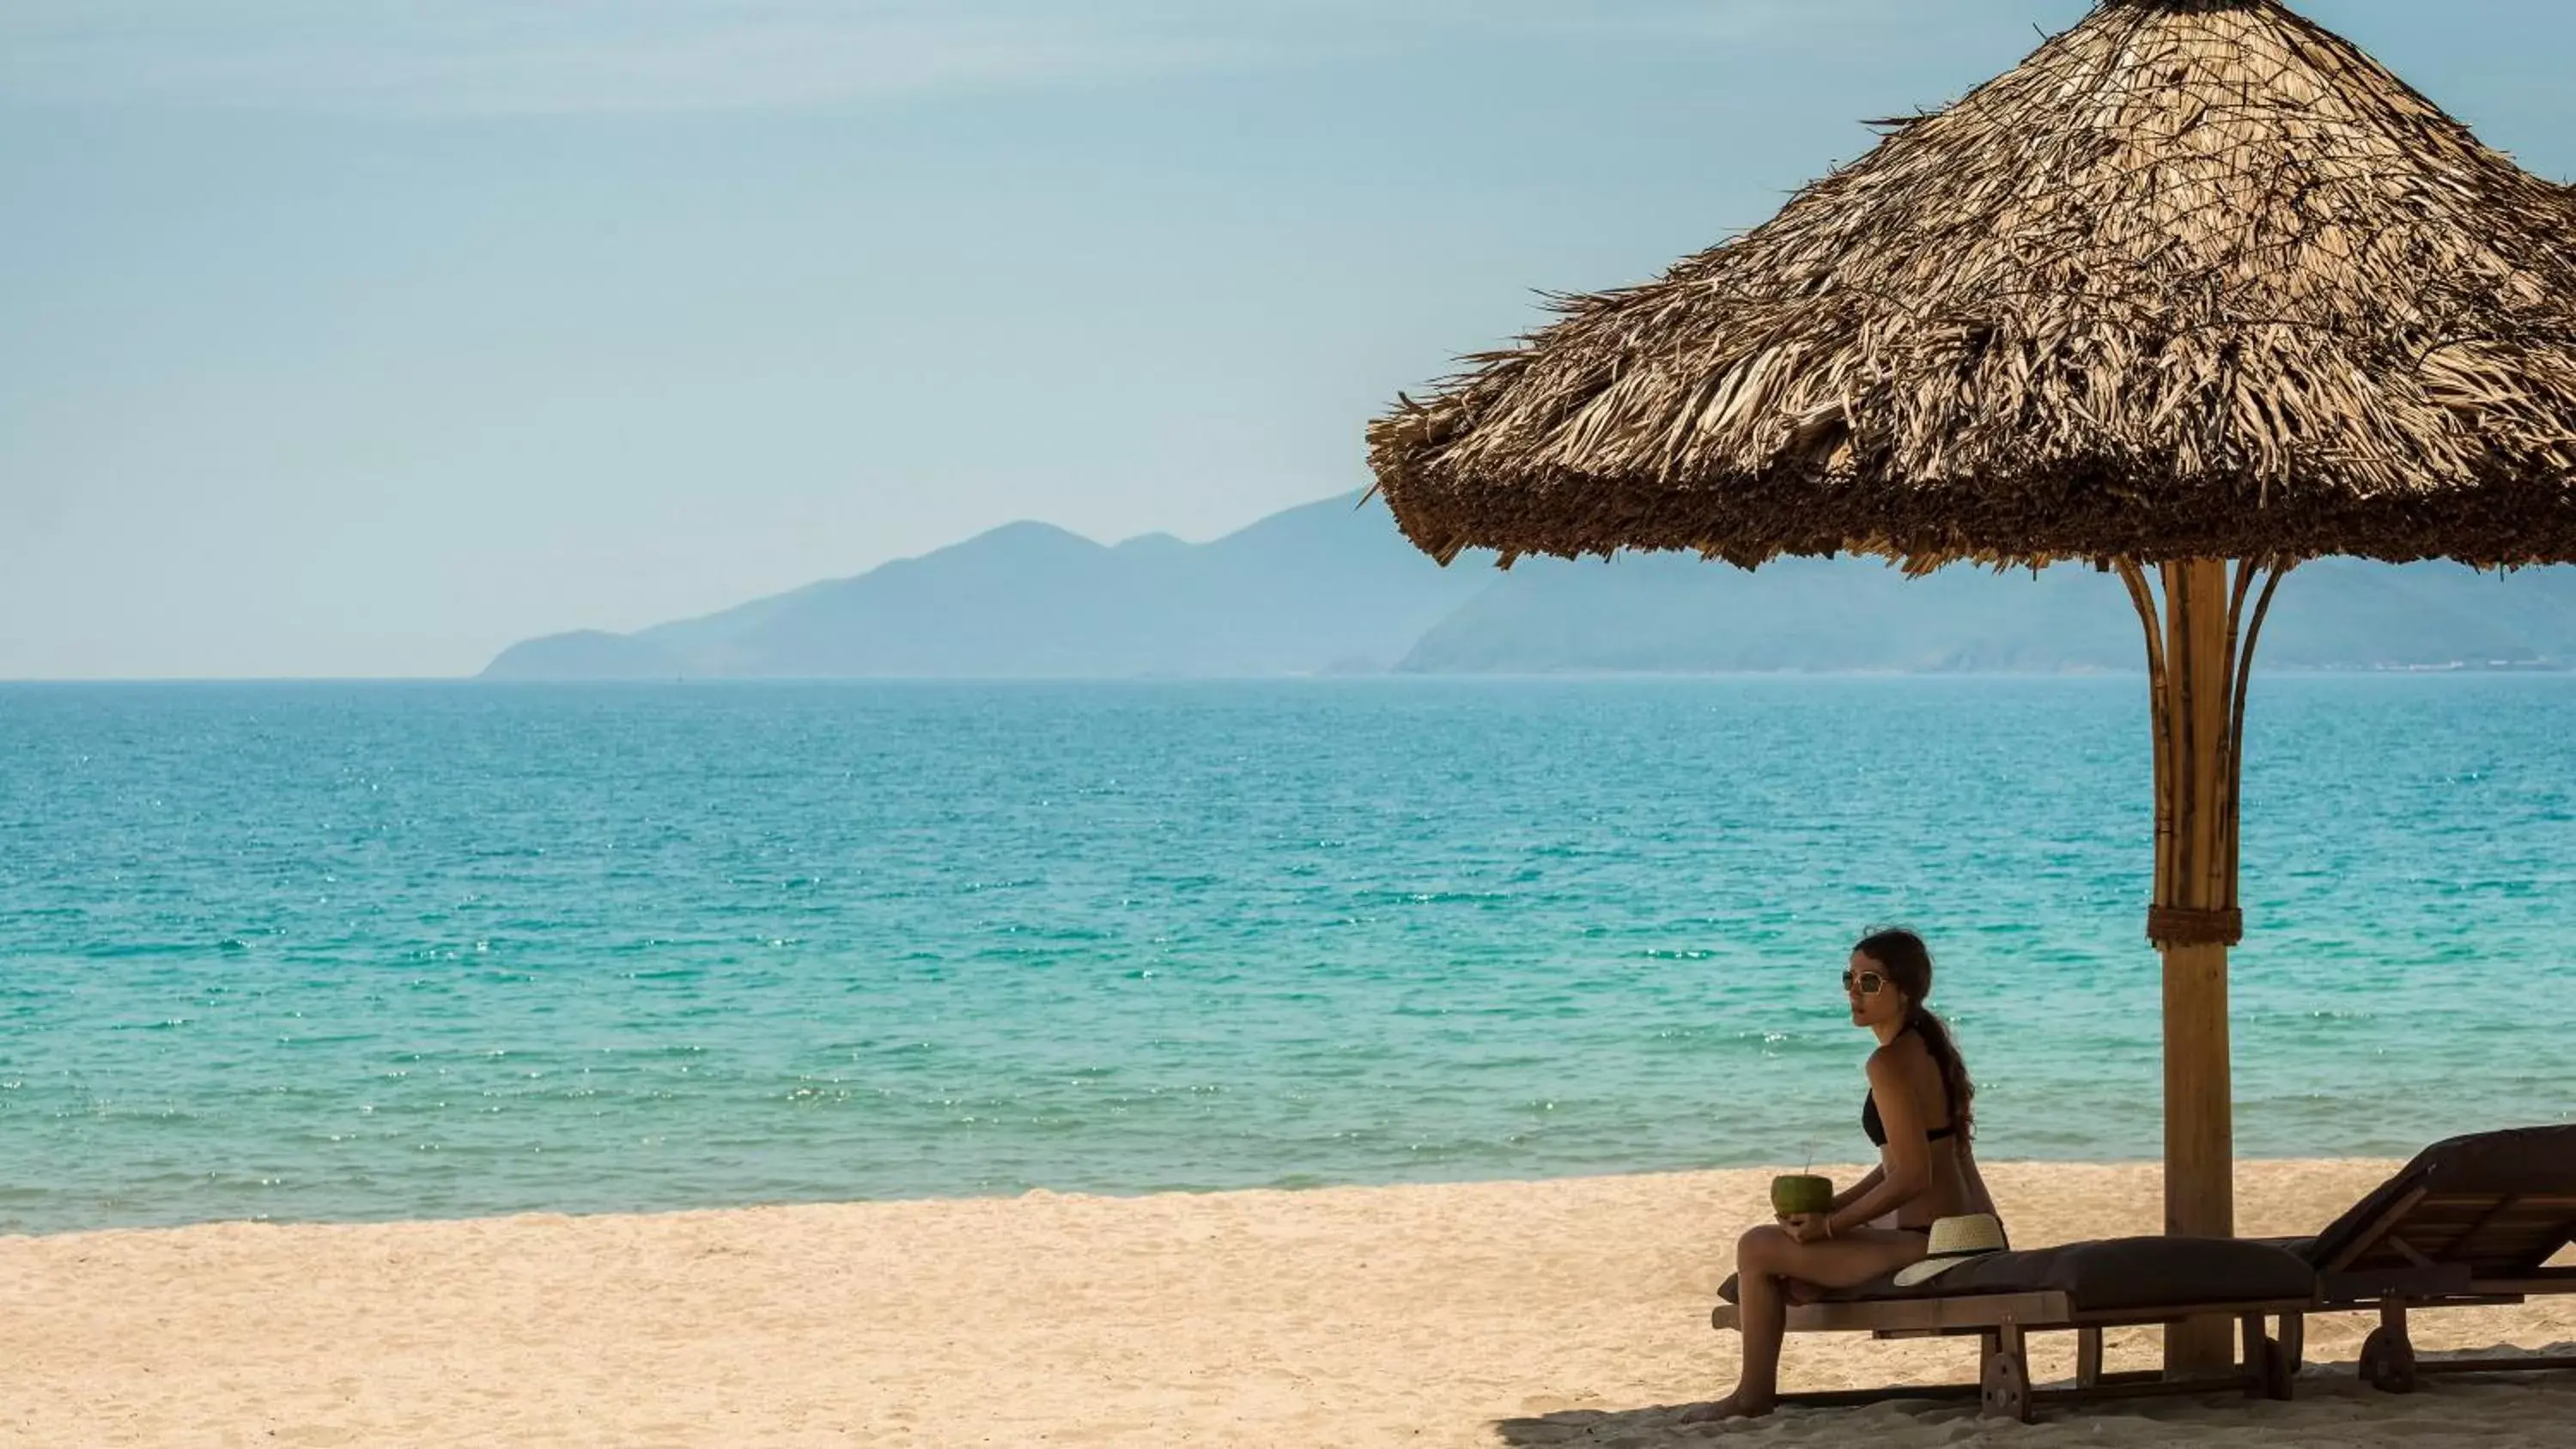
[1892,1214,2011,1288]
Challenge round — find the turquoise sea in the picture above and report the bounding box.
[3,677,2573,1236]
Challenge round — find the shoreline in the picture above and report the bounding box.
[0,1151,2435,1245]
[8,1158,2571,1446]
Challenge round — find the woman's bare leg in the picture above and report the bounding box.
[1681,1226,1929,1422]
[1700,1230,1791,1422]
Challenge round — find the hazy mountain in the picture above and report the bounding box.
[483,491,2576,679]
[482,494,1492,679]
[480,629,695,681]
[1398,555,2133,674]
[1396,555,2576,674]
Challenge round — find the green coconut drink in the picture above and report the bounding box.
[1770,1173,1833,1218]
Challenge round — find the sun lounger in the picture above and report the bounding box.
[2271,1124,2576,1392]
[1712,1237,2314,1422]
[1710,1127,2576,1420]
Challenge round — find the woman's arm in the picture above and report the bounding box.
[1828,1167,1884,1216]
[1824,1052,1932,1236]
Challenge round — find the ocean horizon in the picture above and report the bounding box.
[5,676,2573,1236]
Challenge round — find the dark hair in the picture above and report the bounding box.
[1855,927,1975,1140]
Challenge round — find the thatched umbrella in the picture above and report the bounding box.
[1366,0,2576,1371]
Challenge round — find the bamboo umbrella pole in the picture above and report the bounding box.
[2151,558,2242,1374]
[2118,555,2294,1373]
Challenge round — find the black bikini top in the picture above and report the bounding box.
[1862,1028,1959,1147]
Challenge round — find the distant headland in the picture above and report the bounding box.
[482,493,2576,680]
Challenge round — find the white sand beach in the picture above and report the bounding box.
[4,1159,2571,1447]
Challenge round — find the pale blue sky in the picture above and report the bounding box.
[5,1,2571,677]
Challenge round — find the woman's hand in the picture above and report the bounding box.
[1778,1213,1831,1246]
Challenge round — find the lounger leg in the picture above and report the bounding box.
[1980,1323,2034,1423]
[2360,1302,2420,1395]
[2075,1326,2105,1391]
[2261,1316,2298,1402]
[2237,1314,2295,1400]
[2280,1313,2305,1377]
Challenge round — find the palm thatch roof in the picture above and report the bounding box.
[1367,0,2576,572]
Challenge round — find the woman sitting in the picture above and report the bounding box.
[1685,927,1999,1422]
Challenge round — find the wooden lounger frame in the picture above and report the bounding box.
[1707,1143,2576,1420]
[2282,1185,2576,1392]
[1710,1291,2307,1422]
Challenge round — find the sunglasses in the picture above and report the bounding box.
[1841,969,1886,996]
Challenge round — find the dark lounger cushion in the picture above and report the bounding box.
[1719,1235,2314,1314]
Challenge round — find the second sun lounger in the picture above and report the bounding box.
[2273,1123,2576,1391]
